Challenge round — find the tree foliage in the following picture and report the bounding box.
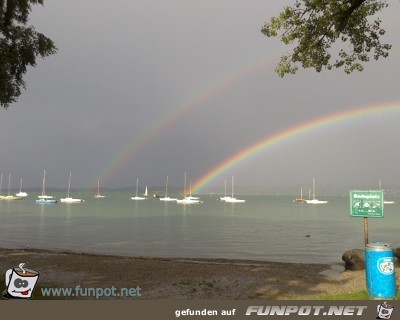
[261,0,391,77]
[0,0,57,108]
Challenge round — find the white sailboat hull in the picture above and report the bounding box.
[220,196,232,202]
[60,197,84,203]
[160,197,177,202]
[224,198,245,203]
[131,196,146,200]
[305,199,328,204]
[176,197,201,204]
[1,195,23,200]
[38,195,55,199]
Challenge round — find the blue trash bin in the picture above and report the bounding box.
[365,242,397,299]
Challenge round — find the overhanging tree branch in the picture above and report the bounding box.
[261,0,391,77]
[0,0,56,109]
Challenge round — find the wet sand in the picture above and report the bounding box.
[0,247,386,299]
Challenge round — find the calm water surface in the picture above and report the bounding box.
[0,193,398,264]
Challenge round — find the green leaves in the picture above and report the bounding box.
[261,0,391,77]
[0,0,56,108]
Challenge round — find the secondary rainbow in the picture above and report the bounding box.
[89,53,277,188]
[192,101,400,193]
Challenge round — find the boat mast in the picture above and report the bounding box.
[8,173,11,196]
[165,176,168,197]
[224,180,227,198]
[42,170,46,196]
[183,172,187,197]
[231,176,234,198]
[67,171,72,198]
[312,177,316,200]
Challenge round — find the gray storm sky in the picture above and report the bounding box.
[1,0,400,192]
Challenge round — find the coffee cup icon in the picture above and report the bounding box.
[5,263,39,299]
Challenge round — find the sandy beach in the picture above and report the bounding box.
[1,247,388,300]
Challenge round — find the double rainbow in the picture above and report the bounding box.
[90,54,275,188]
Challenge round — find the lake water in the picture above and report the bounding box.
[0,193,398,264]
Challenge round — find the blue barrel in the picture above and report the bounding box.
[365,242,397,299]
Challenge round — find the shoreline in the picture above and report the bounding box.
[1,246,336,265]
[0,247,374,300]
[0,244,341,265]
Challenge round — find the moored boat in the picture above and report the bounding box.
[60,197,84,203]
[15,177,28,198]
[36,170,57,203]
[1,174,23,200]
[36,198,57,204]
[293,187,307,203]
[177,173,201,204]
[60,171,85,203]
[220,180,232,202]
[379,179,396,204]
[224,176,245,203]
[305,178,328,204]
[131,178,146,200]
[94,180,106,199]
[159,176,177,202]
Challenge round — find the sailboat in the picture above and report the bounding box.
[379,179,395,204]
[224,176,245,203]
[36,170,57,203]
[15,177,28,197]
[131,178,146,200]
[60,171,85,203]
[159,176,177,202]
[186,181,200,201]
[305,177,328,204]
[293,187,307,203]
[177,173,200,204]
[144,186,148,197]
[94,180,106,199]
[2,174,23,200]
[37,170,56,200]
[220,179,232,202]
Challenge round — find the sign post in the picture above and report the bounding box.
[363,217,368,247]
[350,190,384,246]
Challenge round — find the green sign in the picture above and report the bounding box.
[350,190,384,218]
